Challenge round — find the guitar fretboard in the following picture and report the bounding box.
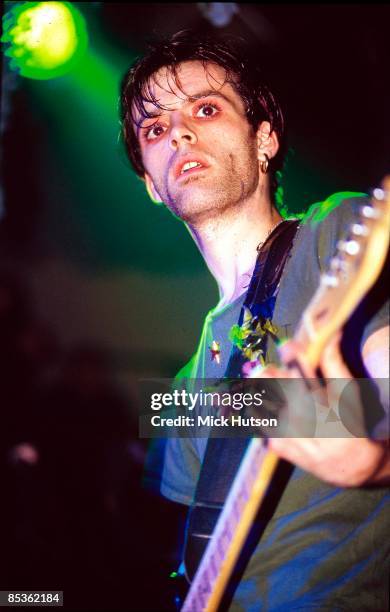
[182,438,273,611]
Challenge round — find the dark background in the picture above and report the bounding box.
[1,3,389,610]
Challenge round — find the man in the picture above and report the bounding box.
[121,31,389,610]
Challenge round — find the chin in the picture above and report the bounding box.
[166,174,240,223]
[172,194,231,224]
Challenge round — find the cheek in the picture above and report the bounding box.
[143,149,166,183]
[228,153,235,171]
[209,122,255,154]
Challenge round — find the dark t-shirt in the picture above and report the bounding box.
[161,195,389,610]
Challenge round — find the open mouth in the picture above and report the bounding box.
[177,161,207,180]
[181,161,202,174]
[173,155,210,181]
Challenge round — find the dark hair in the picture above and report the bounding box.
[120,30,286,200]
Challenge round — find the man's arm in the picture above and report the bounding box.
[362,325,389,378]
[258,326,390,487]
[358,325,390,484]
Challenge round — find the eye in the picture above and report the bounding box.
[195,103,220,118]
[144,122,166,141]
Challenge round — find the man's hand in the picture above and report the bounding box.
[246,332,390,487]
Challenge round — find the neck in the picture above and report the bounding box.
[187,191,282,309]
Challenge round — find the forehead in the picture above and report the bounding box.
[139,60,242,116]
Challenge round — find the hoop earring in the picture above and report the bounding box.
[260,153,269,174]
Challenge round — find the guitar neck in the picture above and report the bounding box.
[182,439,278,611]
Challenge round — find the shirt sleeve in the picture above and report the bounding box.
[160,355,203,505]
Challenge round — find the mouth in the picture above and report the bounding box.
[173,156,209,181]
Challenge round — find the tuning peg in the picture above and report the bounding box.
[361,205,380,219]
[345,240,360,255]
[337,239,360,255]
[330,257,348,272]
[351,223,369,236]
[321,274,339,287]
[372,187,386,200]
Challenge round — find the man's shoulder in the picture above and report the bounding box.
[301,191,367,227]
[174,353,199,383]
[298,191,368,270]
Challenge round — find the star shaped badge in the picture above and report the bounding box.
[209,340,221,364]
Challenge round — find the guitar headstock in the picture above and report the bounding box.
[297,176,390,367]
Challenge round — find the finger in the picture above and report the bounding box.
[253,364,290,378]
[268,437,315,464]
[277,339,300,363]
[320,333,352,379]
[242,360,263,378]
[278,339,316,378]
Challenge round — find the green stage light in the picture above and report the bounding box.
[1,2,88,80]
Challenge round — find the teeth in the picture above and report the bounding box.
[181,161,202,174]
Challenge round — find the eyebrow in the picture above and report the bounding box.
[137,89,233,133]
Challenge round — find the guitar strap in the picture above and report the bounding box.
[184,219,300,581]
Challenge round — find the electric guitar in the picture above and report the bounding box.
[182,177,390,612]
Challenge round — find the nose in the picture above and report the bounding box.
[169,117,197,151]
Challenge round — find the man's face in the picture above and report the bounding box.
[134,61,261,224]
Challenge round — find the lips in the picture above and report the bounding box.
[173,154,210,181]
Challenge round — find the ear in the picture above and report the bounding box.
[144,173,163,205]
[256,121,279,162]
